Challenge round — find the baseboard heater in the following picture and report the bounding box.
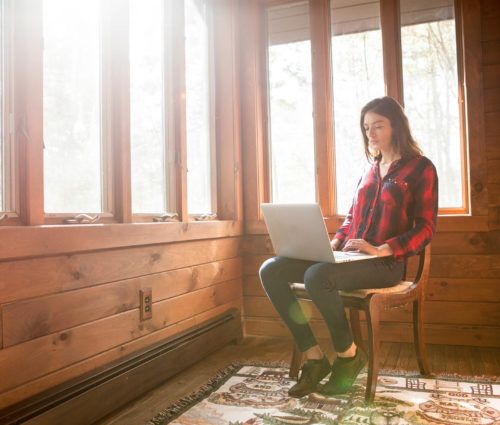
[0,308,242,425]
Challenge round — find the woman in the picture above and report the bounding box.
[259,96,438,398]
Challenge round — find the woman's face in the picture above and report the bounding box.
[363,111,394,154]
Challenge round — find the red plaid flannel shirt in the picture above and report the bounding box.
[335,155,438,260]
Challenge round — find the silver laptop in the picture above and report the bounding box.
[261,203,376,263]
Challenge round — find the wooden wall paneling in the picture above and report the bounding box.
[485,111,500,137]
[102,0,132,223]
[483,87,500,112]
[213,0,243,221]
[309,0,334,216]
[1,258,242,347]
[13,0,44,225]
[0,310,242,425]
[0,299,242,409]
[244,272,500,303]
[242,252,500,279]
[481,0,500,18]
[380,0,404,103]
[242,295,500,327]
[0,220,242,261]
[0,237,240,304]
[243,317,500,347]
[242,231,500,256]
[0,279,242,394]
[483,64,500,89]
[482,40,500,65]
[240,0,268,223]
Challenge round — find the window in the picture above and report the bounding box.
[130,0,169,214]
[330,0,385,214]
[263,0,467,216]
[43,0,104,214]
[185,0,214,215]
[400,0,464,210]
[267,2,315,203]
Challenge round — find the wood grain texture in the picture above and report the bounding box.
[0,280,242,394]
[0,300,242,410]
[244,318,500,347]
[0,220,242,261]
[309,0,334,216]
[2,259,242,347]
[0,237,240,304]
[13,0,44,225]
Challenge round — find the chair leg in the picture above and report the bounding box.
[289,344,305,379]
[349,308,366,354]
[413,296,430,375]
[365,302,380,403]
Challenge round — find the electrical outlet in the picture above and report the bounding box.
[140,288,152,321]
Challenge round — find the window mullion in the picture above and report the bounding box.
[102,0,132,223]
[14,0,44,225]
[309,0,334,217]
[167,0,188,222]
[380,0,404,104]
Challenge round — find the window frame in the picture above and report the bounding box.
[0,0,242,230]
[0,0,20,225]
[258,0,479,232]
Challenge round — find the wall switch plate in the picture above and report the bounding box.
[140,288,152,321]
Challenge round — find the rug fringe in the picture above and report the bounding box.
[144,360,290,425]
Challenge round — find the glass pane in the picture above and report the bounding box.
[43,0,102,213]
[185,0,212,214]
[267,3,315,203]
[401,0,462,209]
[330,0,385,214]
[130,0,167,213]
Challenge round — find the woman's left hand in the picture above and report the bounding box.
[342,239,378,255]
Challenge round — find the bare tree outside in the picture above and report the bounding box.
[268,40,316,203]
[185,0,212,214]
[331,28,385,214]
[43,0,102,213]
[402,16,461,208]
[130,0,167,214]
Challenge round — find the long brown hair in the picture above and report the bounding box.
[360,96,422,162]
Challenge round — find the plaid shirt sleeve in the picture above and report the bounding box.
[334,176,362,242]
[334,204,353,242]
[385,161,438,258]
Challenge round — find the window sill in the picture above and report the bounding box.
[246,214,489,235]
[0,220,243,261]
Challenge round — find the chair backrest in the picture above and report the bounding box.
[410,244,432,293]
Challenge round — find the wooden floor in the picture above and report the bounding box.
[96,337,500,425]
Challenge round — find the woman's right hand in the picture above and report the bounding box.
[330,238,341,251]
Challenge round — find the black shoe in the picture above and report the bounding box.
[318,349,367,396]
[288,357,330,398]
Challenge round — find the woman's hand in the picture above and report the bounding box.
[342,239,393,257]
[330,238,342,251]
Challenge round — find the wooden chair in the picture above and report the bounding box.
[289,244,432,402]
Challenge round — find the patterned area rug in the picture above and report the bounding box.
[146,363,500,425]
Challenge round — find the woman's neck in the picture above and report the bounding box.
[379,150,401,165]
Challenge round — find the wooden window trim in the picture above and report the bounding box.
[0,219,243,261]
[0,0,242,227]
[244,0,486,234]
[13,0,44,225]
[309,0,334,217]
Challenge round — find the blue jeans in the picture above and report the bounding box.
[259,256,405,353]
